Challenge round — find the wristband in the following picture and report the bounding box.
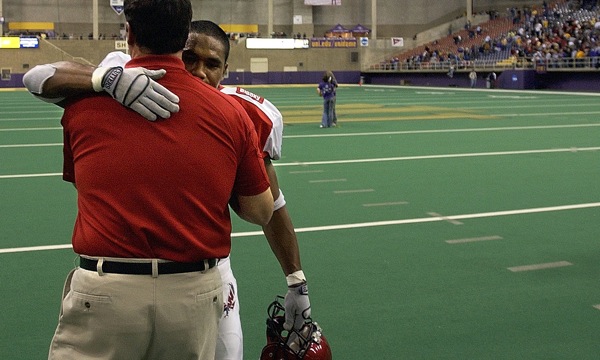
[273,189,286,211]
[286,270,306,286]
[91,67,111,92]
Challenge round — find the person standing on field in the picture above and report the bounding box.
[469,68,478,88]
[325,70,338,126]
[317,72,336,128]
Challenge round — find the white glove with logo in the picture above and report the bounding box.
[92,66,179,121]
[284,271,311,331]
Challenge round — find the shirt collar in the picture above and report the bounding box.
[125,55,185,70]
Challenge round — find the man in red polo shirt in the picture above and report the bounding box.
[44,1,273,359]
[23,19,315,360]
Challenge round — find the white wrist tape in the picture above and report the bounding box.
[273,189,286,211]
[286,270,306,286]
[91,66,112,92]
[22,64,57,95]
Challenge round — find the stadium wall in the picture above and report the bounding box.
[2,0,540,39]
[0,38,363,77]
[1,0,575,89]
[0,13,491,82]
[362,70,600,92]
[5,70,599,92]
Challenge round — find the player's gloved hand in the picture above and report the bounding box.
[284,271,311,331]
[92,66,179,121]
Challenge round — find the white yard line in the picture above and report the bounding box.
[3,202,598,254]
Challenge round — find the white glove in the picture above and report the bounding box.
[92,66,179,121]
[284,272,311,331]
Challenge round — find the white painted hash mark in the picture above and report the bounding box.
[445,235,503,244]
[507,261,573,272]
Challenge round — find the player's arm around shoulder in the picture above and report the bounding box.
[23,52,178,121]
[23,61,96,104]
[23,51,130,101]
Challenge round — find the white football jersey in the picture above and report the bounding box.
[219,86,283,160]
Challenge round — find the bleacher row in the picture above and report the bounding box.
[371,0,600,71]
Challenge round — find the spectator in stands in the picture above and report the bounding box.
[575,47,587,67]
[590,44,600,68]
[381,1,600,74]
[447,63,455,78]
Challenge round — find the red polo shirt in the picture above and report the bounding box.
[62,55,269,261]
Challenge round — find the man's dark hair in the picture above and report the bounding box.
[125,0,192,54]
[190,20,231,63]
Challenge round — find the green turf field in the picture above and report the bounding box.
[1,85,600,359]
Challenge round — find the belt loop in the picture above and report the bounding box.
[96,258,105,276]
[151,259,158,278]
[203,259,209,271]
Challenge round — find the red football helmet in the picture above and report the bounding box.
[260,296,332,360]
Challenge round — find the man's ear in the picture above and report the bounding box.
[221,63,229,80]
[126,22,135,46]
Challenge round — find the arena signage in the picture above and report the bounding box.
[110,0,124,15]
[246,38,309,49]
[310,38,357,48]
[0,37,39,49]
[20,37,39,48]
[304,0,341,4]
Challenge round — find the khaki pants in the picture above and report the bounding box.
[48,265,222,360]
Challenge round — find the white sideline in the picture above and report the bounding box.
[2,146,599,179]
[1,202,599,254]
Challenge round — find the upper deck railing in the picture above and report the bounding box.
[363,57,600,73]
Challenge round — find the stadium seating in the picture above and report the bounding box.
[370,0,600,72]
